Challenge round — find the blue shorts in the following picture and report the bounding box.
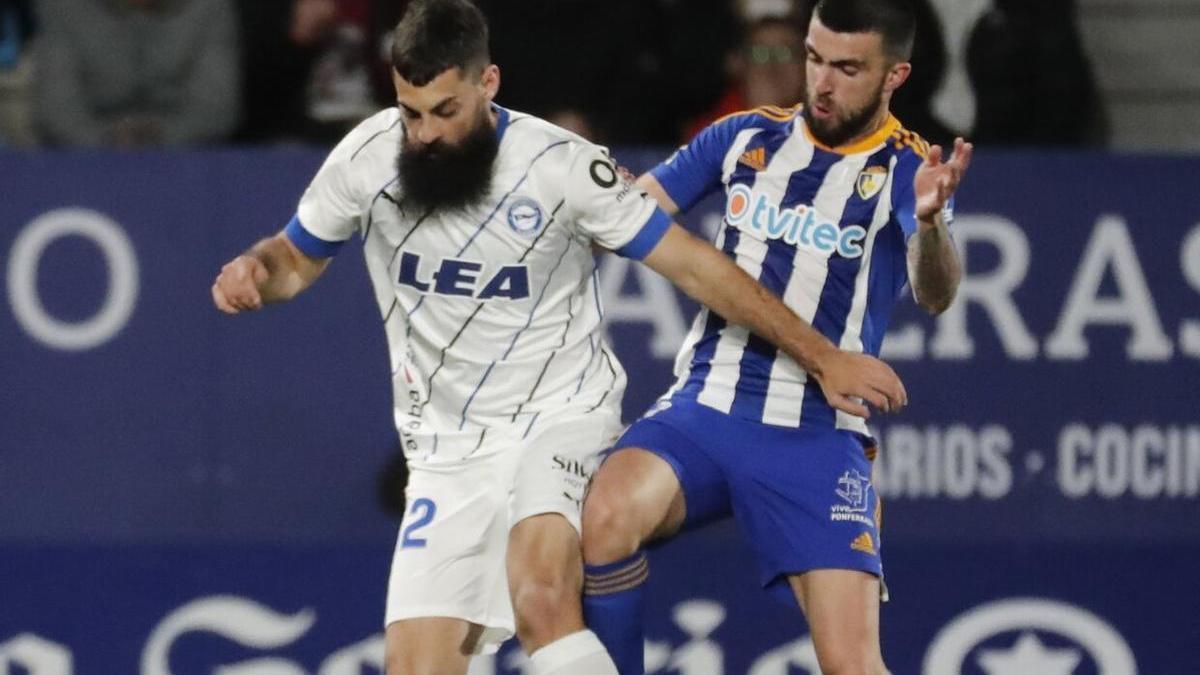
[615,398,882,604]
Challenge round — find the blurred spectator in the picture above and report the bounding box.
[34,0,240,148]
[238,0,405,144]
[893,0,1105,147]
[236,0,331,142]
[0,0,35,147]
[682,13,809,142]
[482,0,741,145]
[965,0,1105,146]
[305,0,380,134]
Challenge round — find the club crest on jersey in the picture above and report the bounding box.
[506,197,544,235]
[395,251,530,300]
[855,165,888,200]
[726,184,867,259]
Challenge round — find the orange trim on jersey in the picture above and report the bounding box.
[739,146,768,171]
[712,103,801,126]
[803,114,902,155]
[890,126,932,159]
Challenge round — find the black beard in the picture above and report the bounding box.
[803,86,885,148]
[397,111,499,212]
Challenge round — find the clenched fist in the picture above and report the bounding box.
[212,255,269,314]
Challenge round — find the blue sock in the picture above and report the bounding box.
[582,551,649,675]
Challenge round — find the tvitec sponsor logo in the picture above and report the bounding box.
[725,184,868,259]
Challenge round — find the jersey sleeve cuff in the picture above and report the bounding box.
[650,163,698,213]
[285,215,346,258]
[615,207,672,260]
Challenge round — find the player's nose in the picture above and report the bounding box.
[811,65,835,94]
[416,120,443,145]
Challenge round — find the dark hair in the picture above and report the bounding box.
[391,0,490,86]
[813,0,916,61]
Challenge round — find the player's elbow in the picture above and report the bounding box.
[915,288,955,316]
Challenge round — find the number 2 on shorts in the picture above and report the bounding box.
[401,498,437,548]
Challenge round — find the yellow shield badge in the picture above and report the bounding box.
[855,166,888,201]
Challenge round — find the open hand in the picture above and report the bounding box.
[915,137,973,221]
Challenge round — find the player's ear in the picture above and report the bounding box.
[479,64,500,102]
[883,61,911,95]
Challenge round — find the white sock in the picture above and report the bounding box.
[529,629,618,675]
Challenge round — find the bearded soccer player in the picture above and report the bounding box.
[211,1,907,673]
[578,1,972,674]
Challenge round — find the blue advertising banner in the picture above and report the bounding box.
[1,147,1197,673]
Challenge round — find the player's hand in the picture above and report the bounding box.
[212,255,269,314]
[914,137,973,221]
[812,350,907,419]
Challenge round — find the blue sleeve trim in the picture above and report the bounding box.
[284,215,346,258]
[650,159,707,213]
[890,153,921,241]
[616,208,672,260]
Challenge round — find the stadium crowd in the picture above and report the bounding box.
[0,0,1104,150]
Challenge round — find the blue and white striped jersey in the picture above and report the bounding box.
[285,106,670,460]
[652,105,950,437]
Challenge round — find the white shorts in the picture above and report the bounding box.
[384,409,621,651]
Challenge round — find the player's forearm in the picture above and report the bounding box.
[245,234,312,303]
[908,214,961,315]
[661,238,839,378]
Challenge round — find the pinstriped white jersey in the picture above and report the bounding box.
[651,105,951,437]
[286,106,670,460]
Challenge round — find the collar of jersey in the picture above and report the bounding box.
[492,104,510,141]
[800,111,901,155]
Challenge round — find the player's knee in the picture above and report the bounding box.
[511,576,574,641]
[581,493,641,564]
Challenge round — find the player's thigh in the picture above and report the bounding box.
[788,570,886,675]
[583,447,687,557]
[584,405,734,560]
[385,617,482,675]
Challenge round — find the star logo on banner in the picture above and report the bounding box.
[976,632,1082,675]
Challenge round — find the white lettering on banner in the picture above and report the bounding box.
[0,595,1144,675]
[6,208,139,351]
[878,322,925,359]
[928,215,1039,360]
[215,658,306,675]
[0,633,73,674]
[1181,222,1200,357]
[1045,215,1173,360]
[141,596,316,675]
[923,597,1137,675]
[597,255,688,360]
[1057,424,1200,499]
[873,425,1013,500]
[602,212,1198,364]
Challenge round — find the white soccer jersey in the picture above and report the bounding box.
[286,106,670,460]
